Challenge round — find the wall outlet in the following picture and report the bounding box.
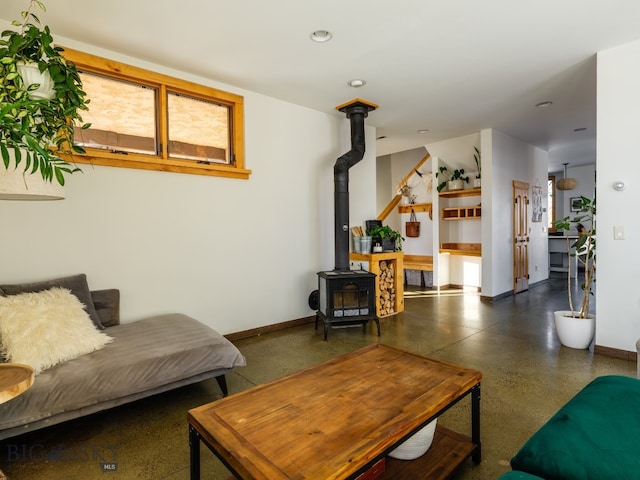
[614,226,625,240]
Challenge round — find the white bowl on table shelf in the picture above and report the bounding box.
[388,418,437,460]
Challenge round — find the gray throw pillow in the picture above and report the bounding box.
[0,274,104,330]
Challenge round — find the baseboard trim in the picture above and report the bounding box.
[480,279,550,304]
[594,344,638,363]
[447,284,481,292]
[528,278,549,289]
[225,316,315,342]
[481,290,512,303]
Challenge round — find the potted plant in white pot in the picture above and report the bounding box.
[472,147,481,188]
[436,166,470,192]
[0,0,90,196]
[553,196,596,349]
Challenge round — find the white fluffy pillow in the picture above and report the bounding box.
[0,287,113,374]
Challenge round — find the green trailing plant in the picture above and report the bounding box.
[554,196,596,319]
[435,166,449,192]
[0,0,90,185]
[473,147,481,179]
[366,225,404,251]
[435,166,470,192]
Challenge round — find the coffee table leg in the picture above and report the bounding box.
[471,383,481,463]
[189,425,201,480]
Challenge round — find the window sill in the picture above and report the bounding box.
[67,153,252,180]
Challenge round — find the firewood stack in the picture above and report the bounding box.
[377,260,396,316]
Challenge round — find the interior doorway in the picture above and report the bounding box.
[513,180,529,293]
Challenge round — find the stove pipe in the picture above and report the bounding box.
[334,99,378,271]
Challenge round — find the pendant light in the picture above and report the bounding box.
[556,163,577,191]
[0,150,64,200]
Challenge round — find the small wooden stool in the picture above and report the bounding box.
[0,364,35,480]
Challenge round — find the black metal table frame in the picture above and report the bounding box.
[189,382,480,480]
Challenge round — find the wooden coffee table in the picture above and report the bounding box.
[188,344,481,480]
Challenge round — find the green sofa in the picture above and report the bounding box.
[500,375,640,480]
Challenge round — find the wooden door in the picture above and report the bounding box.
[513,181,529,293]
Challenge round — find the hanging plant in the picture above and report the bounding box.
[0,0,90,185]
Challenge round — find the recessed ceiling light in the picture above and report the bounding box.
[310,30,332,43]
[535,101,553,108]
[347,79,366,88]
[573,127,587,132]
[417,129,429,134]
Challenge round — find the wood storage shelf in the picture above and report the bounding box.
[398,202,433,220]
[381,425,476,480]
[438,187,481,198]
[440,243,482,257]
[350,252,404,317]
[442,206,481,220]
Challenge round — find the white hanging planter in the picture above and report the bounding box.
[554,311,595,349]
[16,62,56,100]
[0,148,64,200]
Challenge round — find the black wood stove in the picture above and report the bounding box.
[311,98,380,340]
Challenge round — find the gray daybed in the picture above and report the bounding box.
[0,276,246,441]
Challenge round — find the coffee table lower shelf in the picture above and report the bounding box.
[381,424,477,480]
[224,425,476,480]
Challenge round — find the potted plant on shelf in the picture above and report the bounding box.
[399,182,413,205]
[366,225,404,252]
[436,166,469,192]
[0,0,90,188]
[553,196,596,349]
[473,147,481,188]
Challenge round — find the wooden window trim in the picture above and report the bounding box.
[61,48,250,180]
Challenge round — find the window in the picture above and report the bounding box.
[74,72,159,156]
[166,92,230,163]
[548,175,556,232]
[63,48,249,179]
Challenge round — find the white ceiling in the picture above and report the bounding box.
[2,0,640,171]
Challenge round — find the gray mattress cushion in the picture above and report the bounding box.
[0,313,246,432]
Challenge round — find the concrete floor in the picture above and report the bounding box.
[0,275,635,479]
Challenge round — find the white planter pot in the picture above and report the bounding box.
[16,62,56,100]
[0,148,64,200]
[554,311,595,349]
[473,178,481,188]
[448,179,464,191]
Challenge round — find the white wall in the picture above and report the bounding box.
[0,33,377,335]
[596,38,640,352]
[376,154,392,216]
[483,129,549,297]
[425,133,481,178]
